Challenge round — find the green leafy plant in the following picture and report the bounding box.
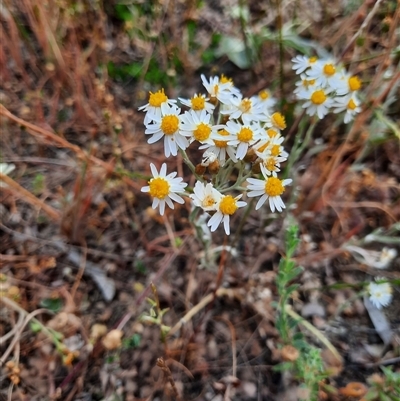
[275,224,303,343]
[274,224,332,401]
[139,283,171,342]
[364,367,400,401]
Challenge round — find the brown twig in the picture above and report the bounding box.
[0,173,61,221]
[168,288,239,337]
[0,296,54,366]
[338,0,384,62]
[214,316,238,401]
[156,357,182,401]
[0,105,114,174]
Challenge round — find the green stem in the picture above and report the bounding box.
[284,119,317,178]
[232,197,254,247]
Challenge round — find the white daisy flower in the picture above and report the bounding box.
[207,194,247,235]
[306,59,339,88]
[225,121,263,160]
[262,112,287,131]
[144,103,188,157]
[294,74,318,95]
[138,88,177,124]
[252,89,277,114]
[219,74,241,98]
[332,93,362,123]
[190,181,222,212]
[259,127,282,142]
[329,71,362,96]
[255,134,289,161]
[199,128,238,164]
[379,247,397,269]
[141,163,187,215]
[297,87,334,119]
[246,165,292,212]
[179,109,222,144]
[201,75,237,104]
[261,155,287,174]
[178,93,215,115]
[368,278,393,309]
[220,94,264,124]
[291,55,318,74]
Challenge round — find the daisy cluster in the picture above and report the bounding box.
[292,55,362,122]
[139,75,292,235]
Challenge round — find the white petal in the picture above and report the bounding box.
[159,200,166,215]
[247,190,265,197]
[164,138,171,157]
[247,177,264,185]
[169,192,184,204]
[175,133,188,150]
[208,212,222,232]
[147,132,164,144]
[236,143,247,160]
[158,163,166,177]
[167,137,178,156]
[255,195,268,210]
[165,197,174,209]
[269,197,275,212]
[223,215,230,235]
[150,163,158,177]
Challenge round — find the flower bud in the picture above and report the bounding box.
[252,161,262,174]
[195,164,207,175]
[244,148,257,163]
[208,159,220,175]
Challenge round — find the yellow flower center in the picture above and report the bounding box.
[309,56,318,63]
[220,74,233,84]
[148,89,168,107]
[219,195,238,215]
[214,129,229,148]
[161,115,179,135]
[348,76,361,91]
[213,85,219,96]
[202,195,216,208]
[311,90,327,105]
[347,98,357,110]
[259,90,270,100]
[191,95,205,110]
[267,128,278,138]
[257,142,269,153]
[271,112,286,130]
[265,176,284,197]
[149,177,170,199]
[323,63,336,76]
[193,123,212,141]
[264,157,278,171]
[303,79,315,88]
[237,127,253,142]
[240,98,252,113]
[271,144,281,157]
